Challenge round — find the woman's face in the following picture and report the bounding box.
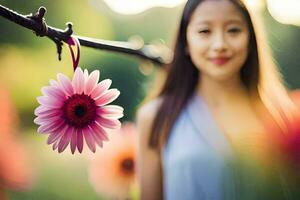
[186,0,250,82]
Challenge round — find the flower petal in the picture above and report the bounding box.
[72,67,85,94]
[49,79,59,87]
[83,127,96,153]
[34,106,61,116]
[57,73,74,96]
[41,86,66,100]
[37,119,65,134]
[90,79,112,99]
[34,108,63,118]
[96,105,124,119]
[58,127,74,153]
[34,106,47,115]
[84,70,99,95]
[90,122,109,141]
[95,89,120,106]
[77,129,84,153]
[88,126,103,148]
[83,69,89,80]
[37,96,63,108]
[52,141,59,150]
[34,116,61,125]
[96,117,121,129]
[70,129,78,154]
[47,125,67,144]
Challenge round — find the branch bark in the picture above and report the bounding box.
[0,4,171,65]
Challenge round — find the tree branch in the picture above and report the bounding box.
[0,4,172,65]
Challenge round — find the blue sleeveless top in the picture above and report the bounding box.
[162,94,294,200]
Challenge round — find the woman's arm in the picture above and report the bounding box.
[136,102,163,200]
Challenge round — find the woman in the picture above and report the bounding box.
[137,0,300,199]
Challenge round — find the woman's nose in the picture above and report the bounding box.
[211,32,228,52]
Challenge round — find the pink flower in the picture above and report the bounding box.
[89,123,137,199]
[34,67,123,153]
[0,86,34,195]
[0,87,18,137]
[0,138,34,192]
[264,90,300,172]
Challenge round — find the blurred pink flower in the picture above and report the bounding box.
[0,87,18,137]
[275,96,300,170]
[0,138,33,191]
[0,87,34,198]
[34,67,123,153]
[265,91,300,171]
[89,123,137,199]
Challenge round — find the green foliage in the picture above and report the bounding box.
[263,11,300,89]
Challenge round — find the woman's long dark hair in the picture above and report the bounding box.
[149,0,260,148]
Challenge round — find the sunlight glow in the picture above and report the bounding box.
[243,0,265,12]
[266,0,300,26]
[99,0,300,26]
[101,0,187,15]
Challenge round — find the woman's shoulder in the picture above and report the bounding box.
[136,98,163,150]
[136,97,163,124]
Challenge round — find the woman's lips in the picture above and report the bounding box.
[210,57,230,65]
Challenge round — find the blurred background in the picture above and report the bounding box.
[0,0,299,199]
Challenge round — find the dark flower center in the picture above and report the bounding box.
[62,94,97,128]
[74,105,86,117]
[121,158,135,175]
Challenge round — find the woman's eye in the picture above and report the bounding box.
[228,28,242,33]
[198,30,210,34]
